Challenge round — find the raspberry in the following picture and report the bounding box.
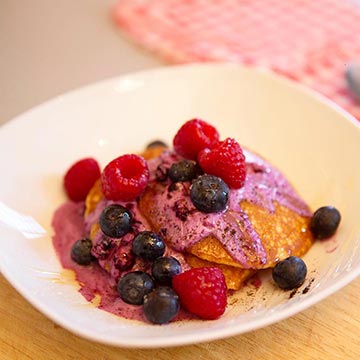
[198,137,246,189]
[172,267,227,320]
[64,158,101,202]
[173,119,220,160]
[101,154,149,201]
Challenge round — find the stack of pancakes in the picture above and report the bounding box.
[85,146,314,290]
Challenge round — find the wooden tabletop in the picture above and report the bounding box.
[0,274,359,359]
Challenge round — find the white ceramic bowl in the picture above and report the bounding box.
[0,64,359,348]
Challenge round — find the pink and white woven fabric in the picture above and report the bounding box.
[113,0,360,120]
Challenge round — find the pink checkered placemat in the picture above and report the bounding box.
[113,0,360,120]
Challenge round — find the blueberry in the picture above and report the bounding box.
[143,287,180,324]
[168,160,201,182]
[117,271,154,305]
[190,174,229,213]
[152,256,182,285]
[71,238,94,265]
[310,206,341,239]
[99,204,132,238]
[272,256,307,290]
[132,231,165,261]
[146,140,168,149]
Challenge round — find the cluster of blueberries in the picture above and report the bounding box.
[71,203,184,324]
[119,230,182,324]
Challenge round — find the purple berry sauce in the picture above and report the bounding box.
[52,201,190,322]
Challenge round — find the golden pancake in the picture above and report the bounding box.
[85,179,103,217]
[240,200,313,267]
[141,145,168,160]
[185,254,255,290]
[189,201,313,270]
